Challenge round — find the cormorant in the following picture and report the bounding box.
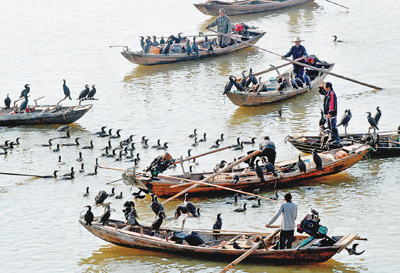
[161,40,172,56]
[83,187,90,197]
[87,85,96,99]
[298,155,306,173]
[151,139,161,149]
[184,40,191,55]
[255,160,265,183]
[115,192,123,199]
[231,137,241,148]
[95,190,108,204]
[58,156,65,165]
[140,36,145,50]
[58,131,71,139]
[142,139,149,149]
[95,126,107,135]
[82,140,94,149]
[79,163,85,173]
[189,129,197,138]
[85,166,98,176]
[77,152,83,162]
[144,37,152,53]
[175,32,183,43]
[151,194,166,218]
[233,203,247,212]
[63,137,80,146]
[192,137,198,147]
[243,137,256,144]
[213,213,222,233]
[226,194,238,204]
[62,167,75,177]
[157,142,169,150]
[374,107,382,125]
[251,199,262,208]
[319,108,326,127]
[40,170,58,178]
[262,159,278,177]
[192,37,199,57]
[219,160,227,169]
[62,80,71,100]
[20,84,30,98]
[152,36,159,46]
[53,144,60,152]
[233,241,242,249]
[110,129,122,139]
[333,35,343,42]
[338,109,352,134]
[232,141,244,150]
[20,93,28,113]
[4,94,11,109]
[41,139,53,147]
[151,211,164,232]
[78,85,90,100]
[84,205,94,225]
[160,36,166,44]
[99,203,111,225]
[184,193,199,217]
[218,133,224,142]
[367,112,379,133]
[312,150,324,171]
[210,139,220,149]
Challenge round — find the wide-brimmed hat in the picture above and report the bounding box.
[292,36,304,42]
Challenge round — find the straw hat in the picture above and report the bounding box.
[292,36,304,42]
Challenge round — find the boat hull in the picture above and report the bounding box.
[122,32,265,66]
[194,0,314,16]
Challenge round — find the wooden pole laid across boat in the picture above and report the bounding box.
[161,150,261,205]
[220,228,281,273]
[208,29,383,90]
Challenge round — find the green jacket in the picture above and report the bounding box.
[207,15,231,34]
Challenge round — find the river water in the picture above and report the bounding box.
[1,0,400,272]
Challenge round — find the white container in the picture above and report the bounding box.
[266,77,279,91]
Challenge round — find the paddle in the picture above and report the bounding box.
[219,228,281,273]
[170,145,232,166]
[161,150,261,205]
[207,29,382,90]
[325,0,349,10]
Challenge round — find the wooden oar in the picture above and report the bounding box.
[161,150,261,205]
[208,29,382,90]
[171,145,232,166]
[219,228,281,273]
[0,171,42,178]
[106,178,123,185]
[325,0,349,9]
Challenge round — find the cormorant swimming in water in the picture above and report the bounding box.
[84,205,94,225]
[40,170,58,178]
[251,199,262,208]
[115,192,123,199]
[95,126,107,135]
[338,109,352,134]
[210,139,220,149]
[82,140,94,149]
[85,166,98,176]
[233,203,247,212]
[62,80,71,100]
[243,137,256,144]
[41,139,53,147]
[78,85,90,100]
[312,150,324,171]
[79,163,85,173]
[333,35,343,42]
[83,187,90,197]
[298,155,306,173]
[4,94,11,109]
[373,107,382,125]
[189,129,197,138]
[53,144,60,152]
[109,187,115,197]
[192,137,198,147]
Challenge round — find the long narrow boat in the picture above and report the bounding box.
[194,0,314,16]
[79,217,358,264]
[121,29,266,66]
[0,104,92,126]
[123,144,369,197]
[224,61,334,107]
[286,131,400,158]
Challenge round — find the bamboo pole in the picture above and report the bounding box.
[207,29,382,90]
[325,0,349,9]
[171,145,232,166]
[0,171,41,178]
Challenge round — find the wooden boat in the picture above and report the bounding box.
[224,61,334,107]
[122,144,369,197]
[194,0,314,16]
[0,104,92,126]
[79,217,359,264]
[286,131,400,158]
[121,29,266,66]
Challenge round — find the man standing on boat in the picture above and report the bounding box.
[248,136,276,168]
[281,37,308,80]
[322,82,340,143]
[266,192,298,249]
[206,8,231,48]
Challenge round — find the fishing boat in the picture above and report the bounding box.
[78,215,360,264]
[286,130,400,158]
[224,61,334,107]
[0,103,92,126]
[194,0,314,16]
[121,29,266,66]
[122,144,369,197]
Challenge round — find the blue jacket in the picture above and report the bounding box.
[284,45,308,63]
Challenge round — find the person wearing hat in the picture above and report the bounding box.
[266,192,298,249]
[281,36,308,81]
[206,8,232,48]
[248,136,276,168]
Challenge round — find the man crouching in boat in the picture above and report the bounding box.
[146,153,175,177]
[206,8,231,48]
[266,193,298,249]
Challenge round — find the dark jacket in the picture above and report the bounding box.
[323,89,337,117]
[284,45,308,63]
[207,15,231,34]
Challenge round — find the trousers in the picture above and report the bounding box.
[279,230,295,249]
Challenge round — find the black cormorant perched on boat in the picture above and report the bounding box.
[243,137,256,144]
[338,109,352,134]
[152,36,159,46]
[184,193,199,217]
[144,37,152,53]
[140,36,145,50]
[233,241,242,249]
[374,107,382,125]
[4,94,11,109]
[62,80,71,100]
[234,203,247,212]
[95,126,107,135]
[95,190,108,205]
[99,203,111,225]
[192,37,199,57]
[85,166,98,176]
[20,84,30,98]
[151,211,164,233]
[189,129,197,138]
[333,35,343,42]
[319,108,326,127]
[262,158,278,177]
[184,40,192,55]
[312,150,324,171]
[255,160,265,183]
[151,194,166,218]
[367,112,379,133]
[87,85,96,99]
[213,213,222,233]
[161,40,172,56]
[160,36,165,44]
[20,93,28,113]
[210,139,220,149]
[251,199,262,208]
[83,187,90,197]
[175,32,183,43]
[84,205,94,225]
[82,140,94,149]
[78,85,90,100]
[298,155,306,173]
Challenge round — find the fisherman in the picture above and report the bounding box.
[281,36,308,81]
[321,82,339,143]
[146,153,175,177]
[266,192,298,249]
[248,136,276,168]
[206,8,232,48]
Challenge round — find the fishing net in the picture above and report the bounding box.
[122,167,136,187]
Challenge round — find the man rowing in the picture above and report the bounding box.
[206,8,231,48]
[281,36,308,81]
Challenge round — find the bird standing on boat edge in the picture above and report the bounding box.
[20,84,30,98]
[213,213,222,233]
[78,85,90,100]
[84,205,94,225]
[338,109,352,135]
[62,80,71,100]
[312,150,324,171]
[4,94,11,109]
